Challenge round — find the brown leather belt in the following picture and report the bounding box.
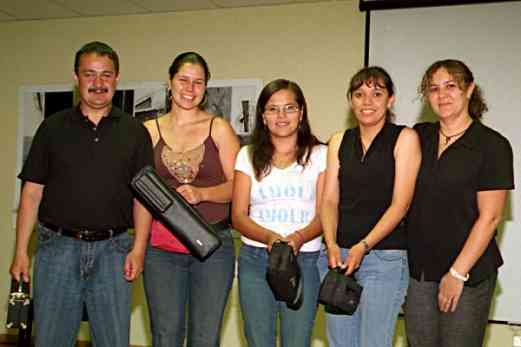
[41,222,127,242]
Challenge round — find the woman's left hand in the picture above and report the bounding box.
[176,185,204,204]
[345,242,366,275]
[286,232,305,255]
[438,272,464,313]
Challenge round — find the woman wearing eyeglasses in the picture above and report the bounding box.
[232,79,326,346]
[404,59,514,347]
[319,66,421,347]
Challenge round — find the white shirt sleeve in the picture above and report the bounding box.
[234,145,254,178]
[310,144,327,173]
[317,144,328,173]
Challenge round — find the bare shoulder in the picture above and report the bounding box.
[210,116,237,138]
[395,126,421,161]
[143,116,164,145]
[397,126,420,146]
[328,131,345,150]
[143,119,155,132]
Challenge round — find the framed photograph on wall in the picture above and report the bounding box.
[206,79,262,144]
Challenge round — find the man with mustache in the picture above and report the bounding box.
[9,41,153,347]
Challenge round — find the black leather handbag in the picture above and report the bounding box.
[131,165,221,260]
[266,241,303,309]
[319,267,363,315]
[6,279,32,330]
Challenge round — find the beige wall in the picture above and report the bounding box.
[0,0,514,346]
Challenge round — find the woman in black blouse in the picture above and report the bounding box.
[405,59,514,347]
[320,66,421,347]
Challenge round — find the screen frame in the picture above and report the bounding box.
[359,0,520,11]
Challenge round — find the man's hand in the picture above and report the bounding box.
[10,252,31,283]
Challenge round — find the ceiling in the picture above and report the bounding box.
[0,0,347,22]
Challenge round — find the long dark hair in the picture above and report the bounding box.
[419,59,488,119]
[166,51,211,112]
[250,79,320,180]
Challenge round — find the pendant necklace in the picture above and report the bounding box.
[439,123,471,145]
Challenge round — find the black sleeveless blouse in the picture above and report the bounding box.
[337,122,406,249]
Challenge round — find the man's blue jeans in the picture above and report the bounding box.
[318,246,409,347]
[33,223,132,347]
[143,228,235,347]
[238,244,320,347]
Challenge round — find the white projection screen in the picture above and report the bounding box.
[368,1,521,323]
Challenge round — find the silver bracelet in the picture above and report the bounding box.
[449,267,469,282]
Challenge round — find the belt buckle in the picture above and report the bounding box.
[77,229,89,241]
[79,229,113,241]
[79,229,97,242]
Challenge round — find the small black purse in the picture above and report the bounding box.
[266,241,303,310]
[319,267,363,315]
[6,279,32,330]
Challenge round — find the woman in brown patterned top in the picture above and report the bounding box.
[142,52,240,347]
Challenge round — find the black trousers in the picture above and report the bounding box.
[404,274,496,347]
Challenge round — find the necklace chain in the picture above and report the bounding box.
[439,123,471,145]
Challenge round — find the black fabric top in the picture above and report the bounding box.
[337,122,406,249]
[18,106,153,230]
[407,121,514,286]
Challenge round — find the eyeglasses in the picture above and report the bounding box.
[264,104,300,115]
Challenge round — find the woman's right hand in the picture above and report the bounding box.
[345,242,366,275]
[326,242,344,269]
[266,232,286,252]
[176,184,204,204]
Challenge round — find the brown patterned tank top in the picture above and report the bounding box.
[153,117,229,223]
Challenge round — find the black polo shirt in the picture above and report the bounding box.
[18,106,153,230]
[407,121,514,286]
[337,122,407,250]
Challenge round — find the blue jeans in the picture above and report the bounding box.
[143,228,235,347]
[238,244,320,347]
[318,246,408,347]
[33,223,132,347]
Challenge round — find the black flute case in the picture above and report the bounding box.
[131,165,221,260]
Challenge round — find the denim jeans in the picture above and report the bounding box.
[318,246,408,347]
[238,244,320,347]
[143,228,235,347]
[404,275,496,347]
[33,223,132,347]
